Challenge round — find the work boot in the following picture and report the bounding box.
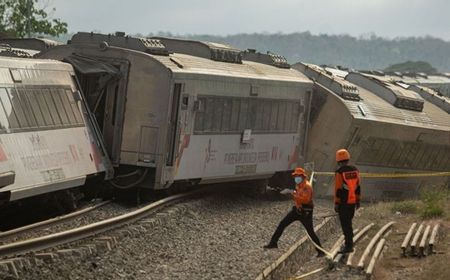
[338,245,353,254]
[316,251,325,258]
[263,242,278,249]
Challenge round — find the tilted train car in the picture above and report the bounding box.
[0,56,110,206]
[39,32,313,190]
[293,63,450,200]
[360,71,450,98]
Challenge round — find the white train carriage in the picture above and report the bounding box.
[39,32,313,190]
[0,56,110,204]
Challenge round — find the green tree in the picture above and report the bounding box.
[0,0,67,38]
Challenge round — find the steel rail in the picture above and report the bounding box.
[0,200,111,240]
[0,191,197,258]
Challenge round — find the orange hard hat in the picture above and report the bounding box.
[292,167,307,177]
[336,149,350,162]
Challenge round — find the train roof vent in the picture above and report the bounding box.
[295,63,360,101]
[70,32,169,55]
[407,84,450,114]
[153,37,242,64]
[242,49,290,68]
[347,72,424,111]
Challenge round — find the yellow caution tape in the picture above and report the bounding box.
[313,171,450,178]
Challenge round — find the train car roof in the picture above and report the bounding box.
[0,38,61,51]
[0,56,74,85]
[294,63,450,131]
[64,32,312,84]
[152,53,311,83]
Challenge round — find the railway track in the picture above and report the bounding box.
[0,190,200,259]
[0,200,111,242]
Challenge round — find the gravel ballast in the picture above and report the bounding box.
[0,201,135,246]
[18,188,334,280]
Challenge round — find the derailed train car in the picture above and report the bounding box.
[359,71,450,99]
[0,38,61,58]
[39,32,313,190]
[0,56,110,206]
[293,63,450,200]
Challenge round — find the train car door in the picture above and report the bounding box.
[166,83,182,166]
[66,55,129,166]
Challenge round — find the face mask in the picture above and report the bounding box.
[294,177,303,184]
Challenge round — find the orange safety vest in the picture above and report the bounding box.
[335,165,360,205]
[292,180,313,208]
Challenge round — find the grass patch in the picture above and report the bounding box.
[419,186,448,219]
[391,200,420,214]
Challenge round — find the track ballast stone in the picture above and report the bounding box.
[18,189,332,280]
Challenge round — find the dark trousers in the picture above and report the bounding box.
[270,206,322,251]
[338,204,356,248]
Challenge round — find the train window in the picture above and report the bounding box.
[399,143,414,168]
[247,99,258,130]
[0,89,12,130]
[42,89,62,125]
[221,99,232,131]
[238,99,249,130]
[261,101,271,131]
[50,88,70,125]
[212,98,224,132]
[66,90,83,124]
[7,88,29,128]
[230,99,240,131]
[284,103,294,132]
[203,98,214,131]
[194,97,206,132]
[35,89,55,126]
[181,95,189,110]
[384,140,399,167]
[269,102,278,131]
[193,96,303,134]
[57,89,77,124]
[432,147,446,170]
[253,100,263,131]
[277,102,287,131]
[291,102,300,132]
[26,89,46,127]
[17,88,38,128]
[0,88,19,129]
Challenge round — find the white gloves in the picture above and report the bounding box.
[280,188,294,195]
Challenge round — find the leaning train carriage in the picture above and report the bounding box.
[0,56,110,206]
[39,32,314,191]
[293,63,450,200]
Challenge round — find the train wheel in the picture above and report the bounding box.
[55,190,78,214]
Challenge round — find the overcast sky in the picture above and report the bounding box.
[48,0,450,40]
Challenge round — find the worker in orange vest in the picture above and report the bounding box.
[334,149,361,253]
[264,167,324,257]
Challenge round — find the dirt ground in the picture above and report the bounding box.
[289,195,449,280]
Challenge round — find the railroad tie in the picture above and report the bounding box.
[428,224,440,255]
[401,223,417,256]
[357,221,395,270]
[366,238,386,277]
[410,223,424,256]
[419,225,431,257]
